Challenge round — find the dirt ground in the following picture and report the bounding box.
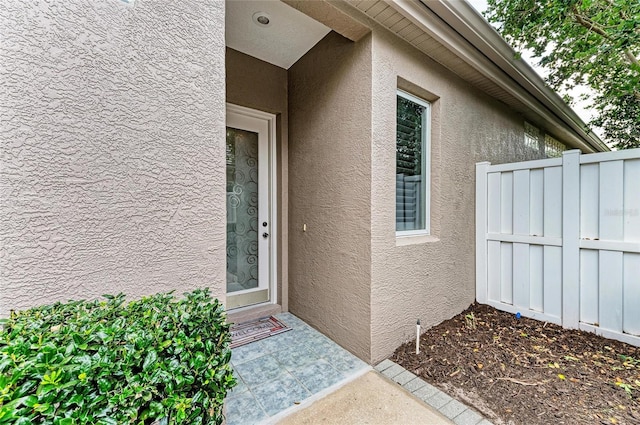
[392,303,640,425]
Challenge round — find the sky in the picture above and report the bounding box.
[466,0,598,129]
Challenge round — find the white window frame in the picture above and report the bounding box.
[396,89,431,237]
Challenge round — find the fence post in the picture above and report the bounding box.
[562,150,581,328]
[476,161,491,304]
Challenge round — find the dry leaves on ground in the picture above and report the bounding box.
[392,303,640,425]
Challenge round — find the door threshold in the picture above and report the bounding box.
[227,303,282,325]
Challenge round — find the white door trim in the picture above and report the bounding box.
[226,103,278,308]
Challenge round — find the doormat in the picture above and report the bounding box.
[230,316,291,349]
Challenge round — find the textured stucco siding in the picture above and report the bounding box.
[369,26,545,363]
[226,48,289,310]
[288,32,373,360]
[0,0,226,315]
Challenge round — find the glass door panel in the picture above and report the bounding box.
[226,128,259,294]
[225,106,271,309]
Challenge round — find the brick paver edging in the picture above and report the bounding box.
[374,360,494,425]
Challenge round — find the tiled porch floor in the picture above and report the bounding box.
[225,312,370,425]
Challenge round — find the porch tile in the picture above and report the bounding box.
[233,354,284,387]
[259,330,299,353]
[291,359,346,393]
[226,369,248,399]
[251,372,311,416]
[275,312,308,329]
[310,337,343,357]
[225,391,267,425]
[272,343,320,370]
[319,345,368,374]
[225,313,372,424]
[231,341,268,365]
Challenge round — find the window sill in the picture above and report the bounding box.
[395,233,440,246]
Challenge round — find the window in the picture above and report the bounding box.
[544,134,566,158]
[524,122,540,151]
[396,90,430,234]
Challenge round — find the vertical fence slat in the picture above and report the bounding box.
[530,169,544,236]
[513,170,530,235]
[624,159,640,242]
[501,173,513,234]
[500,242,513,304]
[487,241,501,302]
[624,253,640,336]
[599,250,623,332]
[543,246,562,318]
[488,173,501,233]
[580,249,599,325]
[580,163,600,239]
[513,243,530,310]
[600,160,625,240]
[562,150,581,328]
[530,245,543,312]
[512,170,530,310]
[543,166,562,238]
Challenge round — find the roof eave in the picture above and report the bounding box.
[386,0,608,152]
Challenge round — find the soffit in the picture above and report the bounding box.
[226,0,331,70]
[351,0,529,112]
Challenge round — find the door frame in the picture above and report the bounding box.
[226,103,278,309]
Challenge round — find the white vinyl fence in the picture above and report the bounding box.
[476,149,640,346]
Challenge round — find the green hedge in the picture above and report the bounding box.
[0,289,235,425]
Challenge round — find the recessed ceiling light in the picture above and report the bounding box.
[252,12,271,27]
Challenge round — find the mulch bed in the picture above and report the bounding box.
[392,303,640,424]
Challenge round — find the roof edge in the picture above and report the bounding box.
[423,0,608,152]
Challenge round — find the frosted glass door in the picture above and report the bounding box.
[226,106,271,309]
[226,128,259,293]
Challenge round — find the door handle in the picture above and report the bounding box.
[263,232,269,238]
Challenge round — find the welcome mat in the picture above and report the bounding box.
[230,316,291,349]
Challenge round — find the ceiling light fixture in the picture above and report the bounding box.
[252,12,271,27]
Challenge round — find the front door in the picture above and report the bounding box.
[226,105,274,309]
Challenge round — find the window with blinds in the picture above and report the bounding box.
[396,90,430,234]
[544,134,566,158]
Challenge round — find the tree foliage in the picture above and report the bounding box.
[485,0,640,149]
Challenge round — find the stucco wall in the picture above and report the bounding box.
[369,26,545,363]
[288,32,373,360]
[226,48,289,310]
[0,0,226,316]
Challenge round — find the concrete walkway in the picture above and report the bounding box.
[273,361,494,425]
[277,370,452,425]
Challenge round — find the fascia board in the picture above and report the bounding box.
[384,0,606,152]
[427,0,608,152]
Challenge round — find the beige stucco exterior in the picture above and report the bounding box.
[0,0,226,316]
[2,0,604,365]
[288,32,373,361]
[285,8,551,363]
[369,20,543,363]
